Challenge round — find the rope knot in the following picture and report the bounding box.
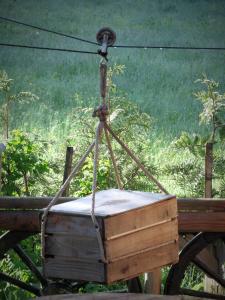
[92,104,109,121]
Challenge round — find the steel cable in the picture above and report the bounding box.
[112,45,225,51]
[0,16,98,46]
[0,42,98,55]
[1,16,225,52]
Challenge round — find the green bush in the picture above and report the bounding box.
[1,129,50,196]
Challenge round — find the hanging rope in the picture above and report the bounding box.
[90,121,107,262]
[41,141,95,259]
[104,122,169,194]
[104,125,123,190]
[40,30,169,268]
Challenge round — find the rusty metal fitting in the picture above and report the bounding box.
[96,27,116,60]
[92,104,109,121]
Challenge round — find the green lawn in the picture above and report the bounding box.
[0,3,225,298]
[0,0,225,140]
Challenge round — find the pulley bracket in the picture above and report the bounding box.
[96,27,116,58]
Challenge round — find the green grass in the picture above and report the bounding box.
[0,0,225,140]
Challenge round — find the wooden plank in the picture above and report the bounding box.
[49,189,174,217]
[46,214,103,237]
[105,219,178,260]
[62,146,74,197]
[46,234,101,259]
[144,268,161,294]
[178,198,225,212]
[0,196,75,209]
[107,241,178,283]
[205,142,213,198]
[195,247,219,275]
[35,293,187,300]
[178,212,225,232]
[44,257,105,282]
[0,210,40,232]
[104,198,177,238]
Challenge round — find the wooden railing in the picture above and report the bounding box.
[0,197,225,233]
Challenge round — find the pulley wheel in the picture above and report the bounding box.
[96,27,116,46]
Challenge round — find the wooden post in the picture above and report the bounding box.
[0,143,6,193]
[205,142,213,198]
[62,146,74,197]
[144,269,161,294]
[204,142,225,295]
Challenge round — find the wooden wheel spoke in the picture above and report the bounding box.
[181,287,225,299]
[0,271,41,296]
[13,244,47,286]
[193,257,225,288]
[0,230,33,258]
[0,231,46,296]
[165,232,225,297]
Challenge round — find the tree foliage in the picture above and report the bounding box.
[0,70,38,139]
[1,130,50,196]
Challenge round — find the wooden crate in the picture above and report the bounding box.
[43,189,178,283]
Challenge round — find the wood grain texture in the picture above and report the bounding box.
[35,293,195,300]
[0,196,75,209]
[46,214,103,237]
[105,219,178,261]
[144,268,161,294]
[45,234,101,259]
[178,212,225,232]
[104,198,177,238]
[107,241,178,283]
[44,257,105,282]
[0,210,40,232]
[178,198,225,212]
[62,146,74,197]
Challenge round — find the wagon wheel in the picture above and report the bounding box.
[0,230,44,296]
[164,232,225,299]
[0,231,87,297]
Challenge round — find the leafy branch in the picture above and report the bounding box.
[0,70,39,139]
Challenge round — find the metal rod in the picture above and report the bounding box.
[105,123,169,194]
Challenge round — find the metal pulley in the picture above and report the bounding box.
[96,27,116,58]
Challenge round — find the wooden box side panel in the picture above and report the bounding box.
[45,234,102,260]
[104,198,177,239]
[105,219,178,261]
[46,213,103,236]
[107,241,179,283]
[44,257,105,282]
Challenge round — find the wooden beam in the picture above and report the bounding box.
[0,196,75,209]
[178,212,225,233]
[1,197,225,233]
[0,196,224,211]
[62,146,74,197]
[205,142,213,198]
[0,210,40,232]
[177,198,225,212]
